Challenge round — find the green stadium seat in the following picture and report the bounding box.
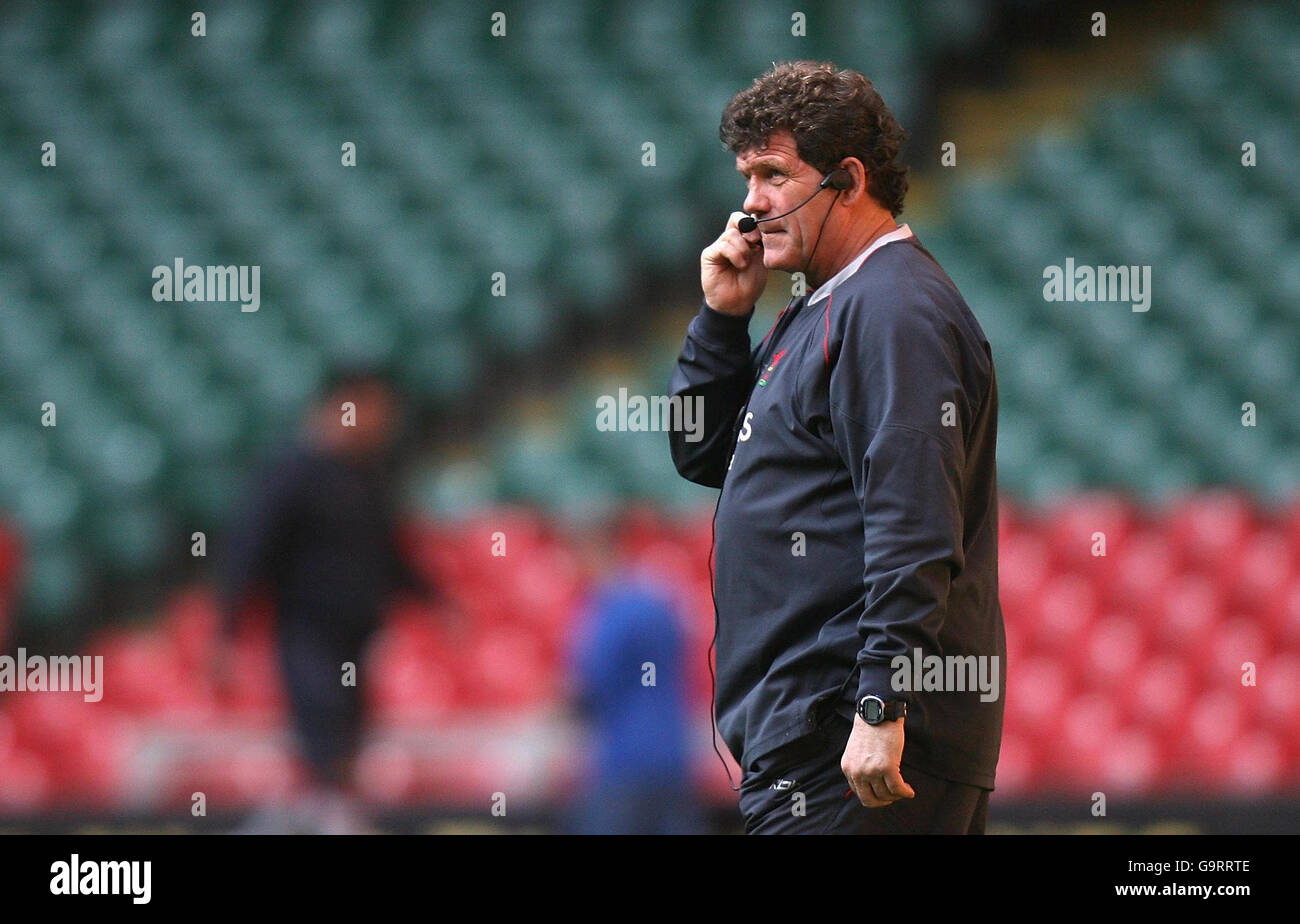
[398,331,480,402]
[999,329,1080,419]
[1264,248,1300,320]
[11,466,84,545]
[1242,323,1300,410]
[82,3,160,76]
[0,418,54,509]
[90,498,170,578]
[1165,378,1242,459]
[1022,130,1094,201]
[473,282,557,355]
[1156,41,1230,115]
[18,541,90,627]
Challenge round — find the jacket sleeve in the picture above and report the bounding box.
[827,292,974,705]
[218,452,300,635]
[384,513,441,604]
[667,299,756,488]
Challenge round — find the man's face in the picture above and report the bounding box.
[736,131,834,275]
[330,381,397,457]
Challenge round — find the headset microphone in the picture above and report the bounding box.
[737,168,852,233]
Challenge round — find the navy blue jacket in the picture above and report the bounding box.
[669,228,1005,789]
[220,441,432,645]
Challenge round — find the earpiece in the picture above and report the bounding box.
[820,168,852,191]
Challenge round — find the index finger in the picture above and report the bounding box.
[725,210,750,232]
[883,768,916,800]
[726,211,762,248]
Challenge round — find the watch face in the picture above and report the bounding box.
[860,696,884,723]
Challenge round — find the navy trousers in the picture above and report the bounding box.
[738,714,990,835]
[278,619,374,787]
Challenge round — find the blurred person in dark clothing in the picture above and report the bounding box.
[217,366,436,834]
[566,517,703,835]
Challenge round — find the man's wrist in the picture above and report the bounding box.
[701,297,755,320]
[853,711,904,727]
[694,298,753,344]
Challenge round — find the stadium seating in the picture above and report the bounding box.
[2,493,1298,812]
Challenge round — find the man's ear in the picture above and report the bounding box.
[838,158,870,205]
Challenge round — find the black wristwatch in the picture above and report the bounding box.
[857,695,907,725]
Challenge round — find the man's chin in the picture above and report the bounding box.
[761,245,799,272]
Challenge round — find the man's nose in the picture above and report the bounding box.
[743,184,770,219]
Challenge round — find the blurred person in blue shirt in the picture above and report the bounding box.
[567,515,704,835]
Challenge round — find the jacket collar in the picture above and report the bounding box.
[807,224,914,306]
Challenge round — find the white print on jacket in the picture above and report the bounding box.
[728,412,755,471]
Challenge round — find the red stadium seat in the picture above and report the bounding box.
[1002,620,1032,675]
[614,503,674,561]
[630,539,698,590]
[1004,655,1075,736]
[1096,728,1166,796]
[158,584,222,674]
[1176,685,1250,785]
[1161,489,1258,584]
[1110,528,1180,616]
[224,625,288,719]
[1030,573,1098,655]
[0,522,21,648]
[4,691,132,807]
[1271,582,1300,650]
[227,743,300,804]
[1256,652,1300,735]
[1151,574,1223,656]
[65,710,136,810]
[997,530,1052,618]
[461,625,553,708]
[1129,654,1193,737]
[355,739,419,805]
[1052,691,1124,789]
[1203,616,1271,686]
[997,494,1024,543]
[1225,730,1290,793]
[1084,613,1149,687]
[366,631,460,722]
[411,750,507,805]
[506,549,583,641]
[1230,527,1296,616]
[991,732,1040,797]
[88,627,217,720]
[0,747,51,811]
[1043,491,1136,576]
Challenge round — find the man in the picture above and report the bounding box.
[218,366,437,833]
[669,61,1005,834]
[566,514,702,835]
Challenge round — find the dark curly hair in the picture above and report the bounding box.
[719,61,908,216]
